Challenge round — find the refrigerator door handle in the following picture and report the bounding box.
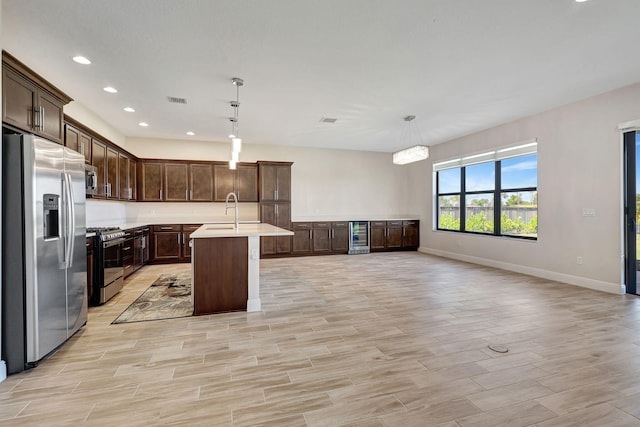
[66,172,76,268]
[62,172,75,269]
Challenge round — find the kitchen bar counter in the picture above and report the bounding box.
[190,223,293,315]
[190,223,293,239]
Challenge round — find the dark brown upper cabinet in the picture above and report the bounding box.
[2,51,72,144]
[213,163,258,202]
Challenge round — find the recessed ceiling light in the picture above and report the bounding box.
[186,131,195,136]
[72,56,91,65]
[575,0,588,2]
[138,122,149,127]
[103,86,118,93]
[123,107,135,113]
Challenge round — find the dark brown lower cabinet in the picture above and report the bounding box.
[181,224,201,259]
[86,237,94,306]
[151,224,201,263]
[122,229,135,277]
[152,225,182,261]
[330,221,349,253]
[292,223,312,254]
[402,220,420,248]
[260,202,291,256]
[193,237,248,315]
[371,220,420,251]
[292,221,350,255]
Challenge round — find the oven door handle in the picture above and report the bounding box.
[103,237,125,248]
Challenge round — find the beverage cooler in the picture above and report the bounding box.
[348,221,370,254]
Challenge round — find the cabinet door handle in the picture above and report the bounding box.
[80,142,85,156]
[275,189,278,200]
[160,189,163,200]
[190,190,193,200]
[40,107,45,132]
[177,234,181,244]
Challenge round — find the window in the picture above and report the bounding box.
[435,143,537,239]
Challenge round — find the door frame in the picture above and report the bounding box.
[620,119,640,295]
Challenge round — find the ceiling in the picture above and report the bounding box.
[3,0,640,153]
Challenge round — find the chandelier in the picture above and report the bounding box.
[392,115,429,165]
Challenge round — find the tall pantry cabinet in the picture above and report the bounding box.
[259,161,293,257]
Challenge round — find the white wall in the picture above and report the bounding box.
[65,101,126,149]
[127,138,416,221]
[411,81,640,294]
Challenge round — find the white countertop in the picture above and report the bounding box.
[190,223,294,239]
[291,216,421,222]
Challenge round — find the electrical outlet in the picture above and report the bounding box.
[577,256,583,265]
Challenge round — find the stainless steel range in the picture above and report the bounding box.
[88,227,125,305]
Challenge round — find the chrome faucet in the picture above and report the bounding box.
[225,192,239,229]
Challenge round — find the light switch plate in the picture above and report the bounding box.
[582,208,596,217]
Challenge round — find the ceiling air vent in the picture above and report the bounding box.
[320,117,337,123]
[167,96,187,104]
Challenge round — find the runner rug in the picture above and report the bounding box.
[112,273,193,324]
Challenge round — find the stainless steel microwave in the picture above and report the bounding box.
[85,164,98,196]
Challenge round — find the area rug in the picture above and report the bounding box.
[112,273,194,324]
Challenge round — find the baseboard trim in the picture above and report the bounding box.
[247,298,261,312]
[418,247,623,295]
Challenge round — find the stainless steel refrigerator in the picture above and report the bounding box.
[2,132,87,374]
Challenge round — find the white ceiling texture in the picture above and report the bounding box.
[3,0,640,153]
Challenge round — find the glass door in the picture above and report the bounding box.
[624,131,639,295]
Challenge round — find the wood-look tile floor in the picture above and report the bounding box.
[2,252,640,426]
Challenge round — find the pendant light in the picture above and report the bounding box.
[392,115,429,165]
[229,77,243,169]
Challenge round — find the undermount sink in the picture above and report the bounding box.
[205,225,236,230]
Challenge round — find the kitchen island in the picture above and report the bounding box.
[190,223,293,315]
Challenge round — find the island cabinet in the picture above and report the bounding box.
[213,164,258,202]
[292,221,349,255]
[259,161,293,257]
[2,51,72,145]
[192,237,248,315]
[151,224,200,263]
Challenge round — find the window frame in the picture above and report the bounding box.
[434,144,538,240]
